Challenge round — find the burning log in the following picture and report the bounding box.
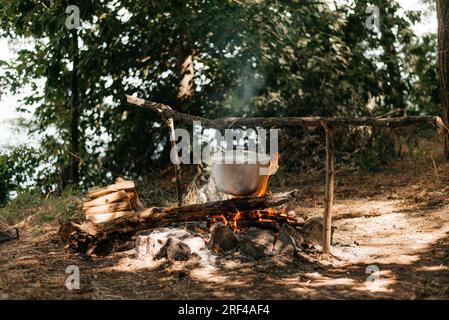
[60,190,298,254]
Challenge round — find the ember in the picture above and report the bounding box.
[210,207,299,233]
[205,152,293,232]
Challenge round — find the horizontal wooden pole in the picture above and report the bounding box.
[126,95,449,132]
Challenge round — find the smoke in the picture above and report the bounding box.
[224,63,265,115]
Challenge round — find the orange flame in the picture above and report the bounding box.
[264,207,275,217]
[254,152,279,197]
[211,151,283,231]
[221,214,229,226]
[231,209,241,232]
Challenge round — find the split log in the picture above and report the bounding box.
[83,190,128,208]
[82,178,142,224]
[126,95,449,132]
[88,180,135,199]
[127,191,143,211]
[60,189,298,254]
[83,201,132,216]
[86,211,135,224]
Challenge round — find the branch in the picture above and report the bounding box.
[126,95,449,132]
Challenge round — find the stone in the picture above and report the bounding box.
[0,227,19,243]
[285,210,305,224]
[287,210,297,219]
[135,235,152,259]
[294,217,305,224]
[239,241,267,259]
[208,222,240,253]
[274,224,304,254]
[155,237,192,261]
[242,227,276,252]
[301,216,335,246]
[135,228,194,260]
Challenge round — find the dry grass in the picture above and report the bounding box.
[2,134,449,299]
[0,188,83,231]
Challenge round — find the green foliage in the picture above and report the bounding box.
[0,187,81,226]
[354,150,385,173]
[0,146,37,206]
[404,34,441,115]
[0,153,14,206]
[0,0,442,199]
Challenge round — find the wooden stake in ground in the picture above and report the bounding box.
[166,117,183,206]
[322,121,335,254]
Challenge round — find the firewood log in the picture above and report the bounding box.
[88,180,135,199]
[86,210,135,224]
[83,190,128,209]
[83,201,132,215]
[127,192,143,210]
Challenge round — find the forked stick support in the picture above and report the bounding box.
[321,121,335,254]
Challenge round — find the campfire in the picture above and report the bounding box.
[209,207,301,234]
[206,151,300,233]
[60,150,329,259]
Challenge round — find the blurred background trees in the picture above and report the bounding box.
[0,0,444,203]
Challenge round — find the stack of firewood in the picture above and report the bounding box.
[83,177,142,224]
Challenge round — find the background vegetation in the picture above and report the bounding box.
[0,0,443,205]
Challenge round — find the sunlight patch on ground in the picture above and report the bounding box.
[189,266,226,283]
[331,197,449,266]
[333,200,401,219]
[354,270,396,293]
[301,272,357,288]
[416,265,449,272]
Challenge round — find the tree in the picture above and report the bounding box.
[379,1,407,115]
[0,0,442,196]
[0,153,14,206]
[437,0,449,160]
[69,28,80,186]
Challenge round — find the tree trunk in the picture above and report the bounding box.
[175,33,194,106]
[437,0,449,161]
[70,29,80,184]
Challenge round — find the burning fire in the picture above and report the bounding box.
[254,152,279,197]
[212,207,288,232]
[211,153,283,232]
[218,209,242,232]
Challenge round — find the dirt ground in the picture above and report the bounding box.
[2,157,449,300]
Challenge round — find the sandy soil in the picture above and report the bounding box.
[2,159,449,300]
